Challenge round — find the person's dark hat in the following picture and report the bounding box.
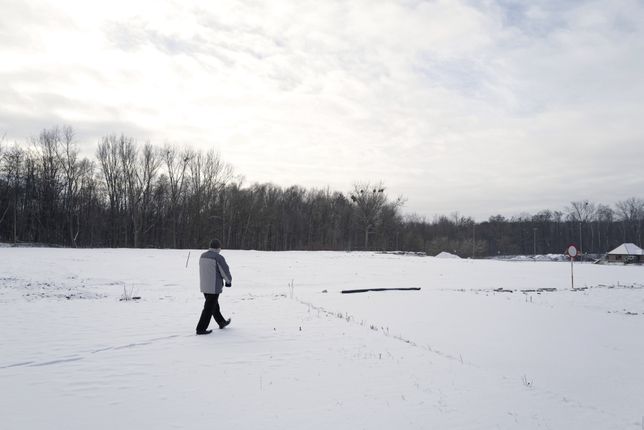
[209,239,221,249]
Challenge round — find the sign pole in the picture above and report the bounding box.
[565,244,578,290]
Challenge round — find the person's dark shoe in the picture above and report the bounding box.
[219,318,231,329]
[196,329,212,335]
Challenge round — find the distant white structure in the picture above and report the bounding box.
[607,243,644,264]
[435,251,461,259]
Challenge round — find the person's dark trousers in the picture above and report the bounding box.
[196,293,226,332]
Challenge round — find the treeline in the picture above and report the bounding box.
[1,126,643,256]
[404,202,643,258]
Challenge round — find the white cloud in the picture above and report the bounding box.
[1,0,643,219]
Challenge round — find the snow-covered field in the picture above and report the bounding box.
[1,248,643,429]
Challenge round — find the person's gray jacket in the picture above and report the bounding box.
[199,248,232,294]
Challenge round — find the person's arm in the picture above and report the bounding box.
[217,256,232,287]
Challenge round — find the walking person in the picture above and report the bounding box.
[196,239,232,335]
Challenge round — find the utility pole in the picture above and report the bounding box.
[472,222,476,258]
[579,201,588,257]
[533,227,537,258]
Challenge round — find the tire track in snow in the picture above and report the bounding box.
[0,334,187,369]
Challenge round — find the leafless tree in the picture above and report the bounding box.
[593,204,614,252]
[56,126,83,246]
[187,149,232,245]
[567,200,596,253]
[1,144,24,243]
[33,127,64,243]
[138,143,161,246]
[615,197,644,246]
[350,182,404,249]
[163,144,191,248]
[97,135,125,246]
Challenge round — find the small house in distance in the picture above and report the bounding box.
[607,243,644,264]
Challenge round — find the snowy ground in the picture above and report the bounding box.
[1,248,643,429]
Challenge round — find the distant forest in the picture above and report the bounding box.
[1,126,643,257]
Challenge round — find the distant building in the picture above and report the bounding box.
[607,243,644,264]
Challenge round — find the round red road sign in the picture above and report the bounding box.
[566,244,578,257]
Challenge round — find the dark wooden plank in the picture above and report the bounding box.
[341,287,421,294]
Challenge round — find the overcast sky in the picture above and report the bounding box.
[1,0,643,220]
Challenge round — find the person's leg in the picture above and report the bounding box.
[196,293,216,332]
[211,293,227,327]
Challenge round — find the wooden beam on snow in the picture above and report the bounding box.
[341,287,421,294]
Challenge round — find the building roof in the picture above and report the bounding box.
[608,243,644,255]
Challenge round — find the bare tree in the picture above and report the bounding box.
[567,200,596,253]
[1,144,24,243]
[138,143,161,246]
[615,197,644,246]
[97,135,125,246]
[76,158,97,245]
[594,204,614,252]
[163,144,191,248]
[187,149,232,245]
[56,126,82,246]
[118,136,139,246]
[33,127,64,243]
[350,182,403,250]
